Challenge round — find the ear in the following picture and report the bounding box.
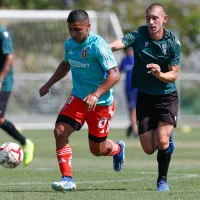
[163,15,168,24]
[87,23,91,30]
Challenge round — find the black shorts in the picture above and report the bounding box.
[136,90,179,135]
[0,91,11,117]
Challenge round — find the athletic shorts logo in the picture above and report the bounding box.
[82,49,88,58]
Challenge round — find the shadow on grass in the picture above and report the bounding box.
[77,188,126,191]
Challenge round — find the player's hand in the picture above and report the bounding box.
[39,83,51,97]
[147,63,161,78]
[0,82,2,90]
[83,93,99,111]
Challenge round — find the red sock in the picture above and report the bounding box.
[56,144,72,177]
[106,139,121,156]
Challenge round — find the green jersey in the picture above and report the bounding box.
[0,25,14,92]
[122,26,181,95]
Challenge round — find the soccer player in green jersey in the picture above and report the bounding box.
[109,3,181,191]
[0,24,34,166]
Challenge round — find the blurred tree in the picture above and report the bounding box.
[0,0,65,9]
[0,0,200,56]
[110,1,200,56]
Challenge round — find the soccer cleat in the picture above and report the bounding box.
[113,140,125,172]
[22,139,34,166]
[169,131,175,154]
[156,179,169,192]
[52,177,76,192]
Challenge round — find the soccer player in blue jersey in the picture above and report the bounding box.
[39,9,125,192]
[109,3,180,192]
[0,24,34,166]
[119,48,138,137]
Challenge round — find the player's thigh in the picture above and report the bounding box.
[56,94,86,135]
[136,91,157,154]
[0,91,11,118]
[157,90,179,128]
[139,130,157,154]
[87,102,115,152]
[136,91,157,135]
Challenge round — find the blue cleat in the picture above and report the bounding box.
[156,179,169,192]
[113,140,125,172]
[169,131,175,154]
[52,176,76,192]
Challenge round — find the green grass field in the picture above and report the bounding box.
[0,127,199,200]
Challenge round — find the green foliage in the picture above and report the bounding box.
[1,0,200,56]
[0,0,65,9]
[111,1,200,56]
[180,82,200,114]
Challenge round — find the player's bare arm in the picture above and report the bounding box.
[147,63,179,83]
[83,66,120,111]
[109,39,125,52]
[0,54,14,84]
[39,60,70,97]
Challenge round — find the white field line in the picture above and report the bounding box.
[15,167,200,172]
[0,173,199,186]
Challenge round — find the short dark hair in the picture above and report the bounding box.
[146,3,166,15]
[67,9,89,23]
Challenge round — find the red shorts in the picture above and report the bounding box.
[58,94,115,138]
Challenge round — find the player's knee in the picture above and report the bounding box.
[142,146,155,155]
[54,124,65,138]
[156,137,169,150]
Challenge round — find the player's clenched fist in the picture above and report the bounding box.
[39,83,51,97]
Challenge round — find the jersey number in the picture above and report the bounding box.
[98,118,111,134]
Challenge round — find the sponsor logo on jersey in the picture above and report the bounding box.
[68,59,90,68]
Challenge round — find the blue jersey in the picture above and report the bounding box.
[119,55,135,91]
[64,32,117,106]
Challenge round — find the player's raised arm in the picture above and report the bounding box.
[146,38,181,83]
[39,60,70,97]
[109,39,125,52]
[147,64,179,83]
